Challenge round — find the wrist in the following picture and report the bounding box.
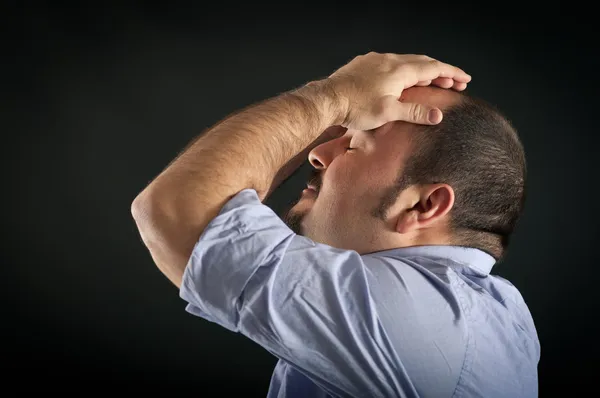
[293,79,349,127]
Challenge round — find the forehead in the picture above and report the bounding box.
[373,87,462,158]
[377,86,462,139]
[399,85,462,109]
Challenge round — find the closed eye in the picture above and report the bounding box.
[346,147,355,152]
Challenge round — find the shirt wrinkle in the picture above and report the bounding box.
[179,188,540,398]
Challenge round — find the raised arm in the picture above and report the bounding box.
[131,52,471,288]
[131,80,346,287]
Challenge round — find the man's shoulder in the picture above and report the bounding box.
[360,255,470,396]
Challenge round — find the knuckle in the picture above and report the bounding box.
[391,64,402,74]
[394,63,411,76]
[410,104,423,122]
[376,98,397,122]
[372,99,387,117]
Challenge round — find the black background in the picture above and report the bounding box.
[4,3,598,396]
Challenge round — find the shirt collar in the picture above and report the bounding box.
[369,245,497,276]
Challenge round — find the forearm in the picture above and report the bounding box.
[261,124,346,200]
[132,79,345,287]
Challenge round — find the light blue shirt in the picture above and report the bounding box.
[179,189,540,397]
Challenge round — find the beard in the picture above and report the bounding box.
[279,188,319,236]
[280,204,305,235]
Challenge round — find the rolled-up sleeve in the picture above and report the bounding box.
[179,188,405,397]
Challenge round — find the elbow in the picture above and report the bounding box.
[131,192,188,288]
[131,183,171,229]
[131,194,145,224]
[131,191,154,230]
[131,192,161,250]
[132,188,178,260]
[131,189,174,249]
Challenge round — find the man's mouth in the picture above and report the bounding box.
[302,186,317,195]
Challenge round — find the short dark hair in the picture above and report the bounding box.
[375,92,527,262]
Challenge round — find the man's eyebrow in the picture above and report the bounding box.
[353,129,377,144]
[345,128,378,141]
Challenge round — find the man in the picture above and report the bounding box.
[132,53,540,397]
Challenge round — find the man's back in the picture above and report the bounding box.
[267,246,540,397]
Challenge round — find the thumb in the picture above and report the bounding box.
[383,96,443,125]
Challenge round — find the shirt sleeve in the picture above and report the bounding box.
[179,188,405,397]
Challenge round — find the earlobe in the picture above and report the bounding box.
[395,210,418,234]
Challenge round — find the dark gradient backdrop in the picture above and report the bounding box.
[4,4,598,396]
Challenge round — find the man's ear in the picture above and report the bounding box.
[395,184,454,234]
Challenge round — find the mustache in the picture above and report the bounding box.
[308,170,322,192]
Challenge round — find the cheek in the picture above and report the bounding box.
[323,166,374,210]
[325,154,388,199]
[325,161,358,192]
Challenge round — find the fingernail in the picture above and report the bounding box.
[428,109,442,124]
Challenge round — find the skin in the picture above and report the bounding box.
[132,52,471,288]
[281,86,462,255]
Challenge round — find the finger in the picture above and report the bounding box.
[431,77,454,88]
[385,96,443,125]
[405,60,472,86]
[415,80,432,86]
[452,81,468,91]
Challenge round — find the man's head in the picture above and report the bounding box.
[281,86,526,261]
